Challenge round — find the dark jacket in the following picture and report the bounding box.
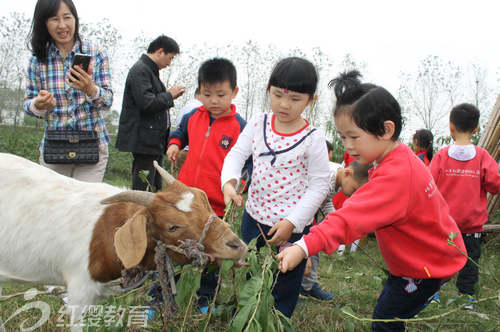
[116,54,174,155]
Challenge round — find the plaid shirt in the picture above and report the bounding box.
[24,40,113,148]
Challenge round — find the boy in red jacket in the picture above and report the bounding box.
[165,57,248,314]
[430,103,500,309]
[167,58,247,216]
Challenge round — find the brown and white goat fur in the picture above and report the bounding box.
[0,153,247,330]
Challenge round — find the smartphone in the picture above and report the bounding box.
[71,53,91,79]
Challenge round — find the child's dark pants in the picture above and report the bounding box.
[456,233,481,295]
[241,210,308,318]
[372,274,442,332]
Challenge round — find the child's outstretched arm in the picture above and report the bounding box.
[277,244,306,273]
[221,115,257,201]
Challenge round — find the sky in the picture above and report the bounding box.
[1,0,499,138]
[2,0,498,94]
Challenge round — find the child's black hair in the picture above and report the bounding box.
[198,57,237,90]
[348,160,371,184]
[267,57,318,98]
[450,103,480,133]
[329,70,402,141]
[325,140,333,154]
[147,35,179,54]
[413,129,434,161]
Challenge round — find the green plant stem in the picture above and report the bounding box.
[202,269,223,332]
[244,254,273,332]
[180,293,194,332]
[351,241,389,276]
[448,239,481,269]
[222,200,234,223]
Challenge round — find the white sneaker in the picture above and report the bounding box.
[350,239,360,252]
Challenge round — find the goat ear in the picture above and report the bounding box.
[114,214,148,269]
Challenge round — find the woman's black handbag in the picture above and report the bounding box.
[43,130,99,164]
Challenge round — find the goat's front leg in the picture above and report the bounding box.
[65,278,102,332]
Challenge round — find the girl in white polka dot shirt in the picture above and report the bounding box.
[221,57,330,317]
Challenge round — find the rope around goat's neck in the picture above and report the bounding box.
[154,242,177,318]
[151,214,217,319]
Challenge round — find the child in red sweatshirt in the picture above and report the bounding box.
[277,70,467,332]
[430,103,500,309]
[412,128,434,166]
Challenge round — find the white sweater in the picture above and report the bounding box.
[221,113,330,233]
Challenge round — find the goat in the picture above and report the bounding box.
[0,153,247,330]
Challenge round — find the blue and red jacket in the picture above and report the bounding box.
[415,150,431,166]
[168,104,246,216]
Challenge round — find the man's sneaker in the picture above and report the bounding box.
[300,283,334,301]
[430,292,440,304]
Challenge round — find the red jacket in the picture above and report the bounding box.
[304,143,466,279]
[169,105,246,216]
[431,146,500,233]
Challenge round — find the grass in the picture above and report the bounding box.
[2,234,499,331]
[1,125,499,331]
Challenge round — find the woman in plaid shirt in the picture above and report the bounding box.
[24,0,113,182]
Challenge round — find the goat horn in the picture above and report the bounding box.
[100,190,155,206]
[153,160,176,185]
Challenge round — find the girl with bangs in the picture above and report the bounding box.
[221,57,330,317]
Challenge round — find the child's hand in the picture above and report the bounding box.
[277,244,306,273]
[222,180,243,206]
[166,144,180,162]
[268,219,294,247]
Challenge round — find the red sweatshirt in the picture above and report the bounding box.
[430,146,500,233]
[304,143,467,279]
[169,105,246,216]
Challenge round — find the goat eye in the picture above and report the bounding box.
[168,225,180,232]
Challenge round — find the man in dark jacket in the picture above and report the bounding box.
[116,35,185,191]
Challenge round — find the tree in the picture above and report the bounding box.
[103,109,120,135]
[398,55,463,136]
[239,40,263,121]
[309,47,334,128]
[0,12,31,125]
[467,63,493,123]
[80,18,122,64]
[324,53,368,162]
